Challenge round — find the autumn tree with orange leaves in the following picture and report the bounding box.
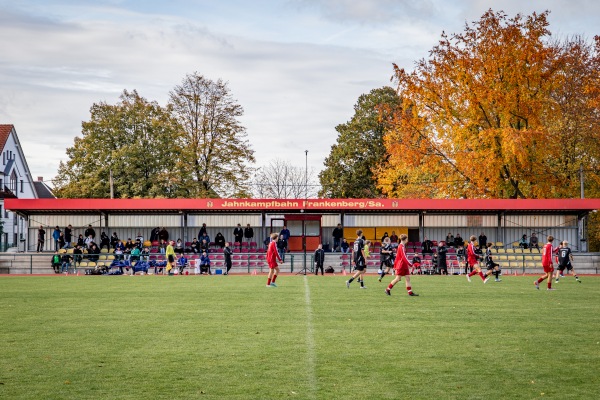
[379,10,600,200]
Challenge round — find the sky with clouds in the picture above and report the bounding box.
[0,0,598,188]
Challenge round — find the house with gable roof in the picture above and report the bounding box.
[0,124,54,250]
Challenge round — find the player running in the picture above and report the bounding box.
[482,242,501,282]
[266,233,283,287]
[385,234,418,296]
[555,240,581,284]
[346,230,367,289]
[466,235,488,283]
[535,235,557,290]
[378,237,394,282]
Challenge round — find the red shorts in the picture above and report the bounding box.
[394,266,410,276]
[468,257,479,266]
[543,264,554,273]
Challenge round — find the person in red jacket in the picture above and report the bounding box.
[266,233,283,287]
[385,234,418,296]
[535,235,557,290]
[466,235,487,283]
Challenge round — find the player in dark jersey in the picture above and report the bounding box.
[555,241,581,284]
[482,242,501,282]
[378,237,394,282]
[346,229,367,289]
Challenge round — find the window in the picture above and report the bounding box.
[9,171,17,193]
[20,180,23,193]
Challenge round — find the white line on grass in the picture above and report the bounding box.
[303,275,317,399]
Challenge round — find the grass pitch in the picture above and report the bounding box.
[0,274,599,399]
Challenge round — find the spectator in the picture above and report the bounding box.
[159,239,167,254]
[158,227,169,243]
[199,239,209,253]
[421,236,434,256]
[214,232,226,248]
[190,238,200,254]
[410,255,422,275]
[437,241,448,275]
[446,232,455,247]
[57,231,65,250]
[390,231,399,244]
[177,255,188,275]
[529,233,539,251]
[84,235,94,250]
[314,244,325,275]
[341,238,350,254]
[114,242,125,261]
[198,223,208,240]
[37,226,46,253]
[454,233,463,248]
[478,232,487,249]
[84,224,96,240]
[279,225,290,250]
[244,224,254,242]
[73,245,83,265]
[332,223,343,252]
[141,247,150,262]
[233,223,244,244]
[76,234,85,247]
[52,226,61,251]
[199,251,211,275]
[175,239,184,254]
[457,244,467,273]
[199,232,211,246]
[88,244,100,262]
[519,234,529,249]
[223,242,232,275]
[64,225,73,249]
[135,232,144,248]
[124,238,135,259]
[277,235,287,263]
[130,246,141,263]
[51,251,61,273]
[381,232,389,243]
[61,252,72,274]
[110,232,120,249]
[100,232,110,250]
[150,227,160,243]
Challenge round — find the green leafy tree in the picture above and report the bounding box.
[168,73,255,198]
[54,90,181,198]
[319,87,400,198]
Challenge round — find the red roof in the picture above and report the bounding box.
[5,198,600,214]
[0,124,13,151]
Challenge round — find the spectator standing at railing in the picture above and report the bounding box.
[64,225,73,249]
[37,226,46,253]
[84,224,96,240]
[223,242,232,275]
[233,223,243,245]
[244,224,254,242]
[52,226,61,251]
[279,225,290,250]
[332,223,343,252]
[277,235,287,262]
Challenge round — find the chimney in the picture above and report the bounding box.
[37,177,44,182]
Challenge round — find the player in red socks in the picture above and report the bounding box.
[266,233,283,287]
[466,235,487,283]
[385,234,418,296]
[535,235,557,290]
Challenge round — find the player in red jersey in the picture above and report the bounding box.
[266,233,283,287]
[466,235,488,283]
[535,235,557,290]
[385,234,418,296]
